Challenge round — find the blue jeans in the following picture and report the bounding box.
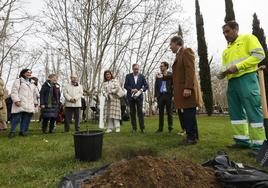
[10,112,33,133]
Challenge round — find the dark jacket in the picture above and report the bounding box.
[124,73,148,100]
[154,71,173,98]
[81,97,86,110]
[40,80,61,118]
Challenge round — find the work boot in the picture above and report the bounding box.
[227,144,250,149]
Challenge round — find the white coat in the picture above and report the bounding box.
[11,78,38,114]
[63,83,83,107]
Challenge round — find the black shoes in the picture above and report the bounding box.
[180,139,197,145]
[8,132,28,138]
[131,129,145,134]
[19,132,28,136]
[155,129,163,133]
[155,128,173,133]
[8,132,15,138]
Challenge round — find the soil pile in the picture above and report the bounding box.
[84,156,223,188]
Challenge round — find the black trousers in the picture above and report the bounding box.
[129,98,144,130]
[177,108,198,140]
[42,117,56,133]
[64,107,80,132]
[158,93,173,130]
[177,110,186,131]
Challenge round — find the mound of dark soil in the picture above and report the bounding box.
[84,156,223,188]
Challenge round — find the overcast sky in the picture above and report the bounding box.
[181,0,268,58]
[23,0,268,62]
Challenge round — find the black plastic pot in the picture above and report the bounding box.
[73,130,104,161]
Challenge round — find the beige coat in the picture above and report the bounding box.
[11,78,38,114]
[63,83,83,107]
[101,79,122,121]
[0,79,7,122]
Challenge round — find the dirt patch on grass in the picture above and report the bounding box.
[83,156,223,188]
[114,148,158,160]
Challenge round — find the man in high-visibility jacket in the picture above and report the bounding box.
[218,21,266,148]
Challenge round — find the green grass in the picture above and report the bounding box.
[0,115,263,188]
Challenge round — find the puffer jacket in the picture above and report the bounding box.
[11,78,38,114]
[63,83,83,107]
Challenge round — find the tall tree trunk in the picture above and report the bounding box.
[224,0,236,23]
[195,0,213,116]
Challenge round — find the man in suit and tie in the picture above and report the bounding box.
[124,64,149,133]
[154,62,173,133]
[170,36,202,145]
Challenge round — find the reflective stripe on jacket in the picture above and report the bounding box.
[222,34,265,79]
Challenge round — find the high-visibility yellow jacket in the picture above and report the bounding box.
[222,34,265,79]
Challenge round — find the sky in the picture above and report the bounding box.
[23,0,268,64]
[182,0,268,58]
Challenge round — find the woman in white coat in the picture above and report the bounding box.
[8,69,38,138]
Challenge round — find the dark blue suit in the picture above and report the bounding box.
[124,73,148,131]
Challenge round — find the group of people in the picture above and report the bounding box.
[103,20,267,148]
[4,70,84,138]
[101,36,201,146]
[0,20,266,149]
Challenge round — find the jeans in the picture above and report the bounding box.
[10,112,33,133]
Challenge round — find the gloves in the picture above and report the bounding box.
[216,71,226,80]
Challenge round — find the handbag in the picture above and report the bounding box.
[117,86,125,98]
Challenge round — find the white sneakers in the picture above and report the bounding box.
[105,129,112,133]
[115,128,120,133]
[105,128,121,133]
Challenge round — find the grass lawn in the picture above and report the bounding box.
[0,115,263,188]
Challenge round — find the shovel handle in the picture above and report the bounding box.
[258,65,268,118]
[258,65,266,71]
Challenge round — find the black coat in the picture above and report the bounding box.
[40,81,61,118]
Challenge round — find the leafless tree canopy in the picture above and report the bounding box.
[0,0,228,114]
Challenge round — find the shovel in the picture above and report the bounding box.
[255,65,268,166]
[258,65,268,139]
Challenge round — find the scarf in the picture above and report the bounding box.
[48,82,54,107]
[47,81,60,107]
